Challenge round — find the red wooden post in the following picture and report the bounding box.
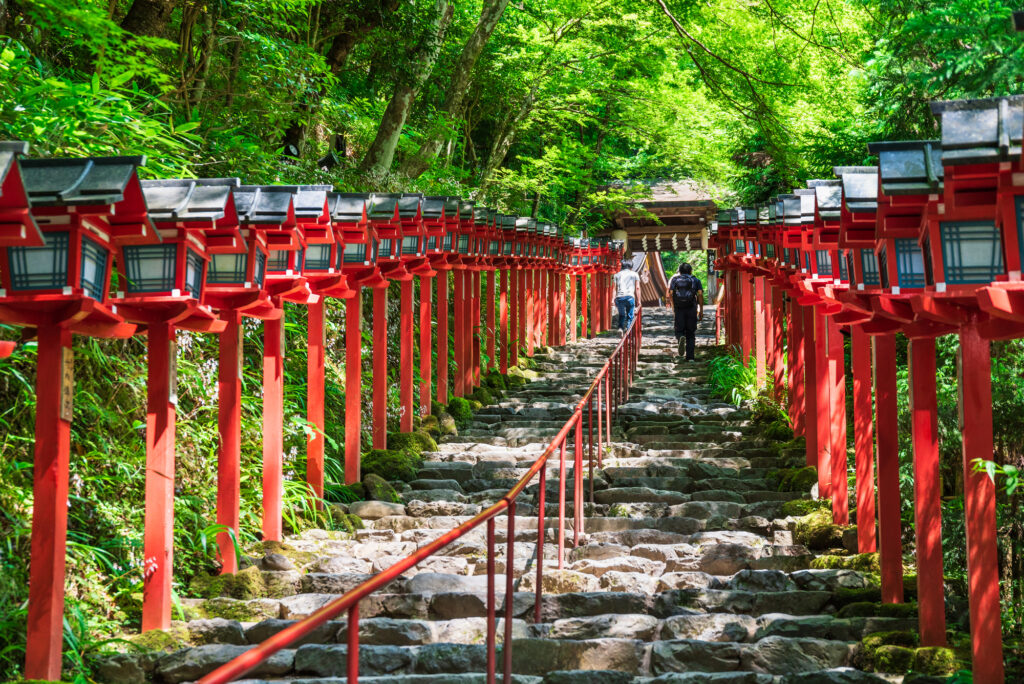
[958,323,1005,681]
[873,333,904,604]
[581,275,589,339]
[827,316,848,524]
[262,315,284,542]
[345,292,362,484]
[754,276,766,386]
[217,311,243,574]
[851,326,876,553]
[772,286,785,400]
[589,272,598,338]
[510,267,519,366]
[813,310,831,497]
[801,306,818,470]
[307,299,325,499]
[559,272,567,345]
[24,325,73,680]
[908,336,946,646]
[569,274,577,343]
[486,269,496,371]
[400,278,414,432]
[499,269,509,373]
[526,268,535,356]
[437,274,449,402]
[419,276,433,414]
[453,270,463,397]
[764,282,775,391]
[740,273,753,364]
[372,285,388,448]
[142,322,175,632]
[472,269,481,386]
[790,298,806,437]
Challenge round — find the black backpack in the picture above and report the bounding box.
[670,274,697,307]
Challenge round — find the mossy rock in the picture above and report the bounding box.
[506,374,527,389]
[468,387,495,405]
[780,498,829,517]
[863,631,920,650]
[836,601,878,618]
[832,586,883,606]
[873,645,915,673]
[483,371,508,391]
[794,508,846,550]
[447,397,474,427]
[516,356,539,370]
[333,511,364,535]
[878,602,918,618]
[188,565,266,600]
[763,420,795,442]
[201,597,281,622]
[364,473,400,502]
[467,398,483,410]
[911,647,957,676]
[387,430,438,454]
[431,400,446,416]
[419,414,441,437]
[507,366,539,381]
[128,625,190,652]
[438,411,458,436]
[261,540,315,567]
[810,552,881,573]
[362,448,422,482]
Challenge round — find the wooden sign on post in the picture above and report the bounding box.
[59,346,73,422]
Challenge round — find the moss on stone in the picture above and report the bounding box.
[447,397,474,427]
[261,540,315,566]
[810,552,880,573]
[201,597,280,622]
[794,508,846,550]
[438,411,458,436]
[762,421,795,442]
[483,371,508,391]
[832,587,883,606]
[836,601,877,618]
[419,414,441,437]
[863,631,920,650]
[128,625,190,652]
[780,498,829,517]
[334,512,364,535]
[468,387,495,406]
[912,647,957,676]
[431,400,446,416]
[230,565,267,599]
[362,448,423,482]
[873,645,915,673]
[387,430,438,454]
[363,473,400,502]
[878,602,918,618]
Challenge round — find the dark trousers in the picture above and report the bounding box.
[615,296,636,330]
[674,305,698,360]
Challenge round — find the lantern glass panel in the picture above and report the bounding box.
[894,237,926,288]
[922,235,934,286]
[443,234,453,252]
[379,238,394,259]
[427,236,438,251]
[877,246,889,289]
[457,235,470,254]
[254,251,266,287]
[765,243,775,259]
[782,247,790,264]
[123,244,176,293]
[185,249,203,298]
[208,252,247,284]
[939,221,1004,284]
[305,244,332,270]
[503,241,512,255]
[80,236,109,300]
[489,240,499,255]
[734,239,743,252]
[815,249,833,276]
[402,235,420,255]
[803,253,811,272]
[8,230,69,291]
[839,251,850,281]
[860,249,880,286]
[343,242,367,264]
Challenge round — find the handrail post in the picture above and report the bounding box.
[587,396,595,514]
[604,373,611,454]
[573,413,583,545]
[486,518,496,684]
[558,437,566,568]
[535,464,546,623]
[347,604,359,684]
[503,501,516,683]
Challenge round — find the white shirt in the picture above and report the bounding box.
[613,269,640,299]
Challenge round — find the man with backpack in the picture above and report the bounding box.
[668,262,704,360]
[613,260,641,336]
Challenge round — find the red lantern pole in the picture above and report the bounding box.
[499,269,508,373]
[789,298,806,436]
[262,315,284,541]
[851,325,876,552]
[217,310,243,573]
[307,299,325,499]
[142,322,175,631]
[526,268,535,356]
[908,336,946,646]
[454,270,464,396]
[569,275,577,342]
[581,274,589,339]
[740,273,753,364]
[437,274,449,402]
[400,278,414,432]
[772,286,785,400]
[873,332,904,604]
[419,276,433,413]
[801,306,818,469]
[754,276,766,385]
[372,285,388,448]
[958,322,1005,681]
[763,281,774,391]
[589,272,597,339]
[24,325,73,680]
[827,316,847,524]
[473,269,481,385]
[510,267,519,366]
[486,269,495,371]
[345,292,362,484]
[813,310,830,498]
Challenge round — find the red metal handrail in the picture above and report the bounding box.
[200,308,643,684]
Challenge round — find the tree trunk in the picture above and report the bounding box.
[358,0,453,176]
[477,83,538,188]
[121,0,176,36]
[399,0,511,178]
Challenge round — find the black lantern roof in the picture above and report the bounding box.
[795,189,816,224]
[398,193,424,218]
[930,95,1024,165]
[367,193,400,220]
[515,217,530,232]
[140,178,240,222]
[234,185,297,225]
[459,199,474,218]
[807,179,843,219]
[866,141,943,195]
[498,214,516,230]
[758,205,769,225]
[473,206,491,224]
[528,218,539,233]
[20,155,148,207]
[293,185,333,220]
[829,166,877,213]
[778,194,801,225]
[716,209,732,225]
[329,192,369,223]
[766,200,777,222]
[423,195,460,220]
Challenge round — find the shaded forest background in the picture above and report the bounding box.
[3,0,1024,679]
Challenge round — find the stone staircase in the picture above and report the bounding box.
[103,309,910,684]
